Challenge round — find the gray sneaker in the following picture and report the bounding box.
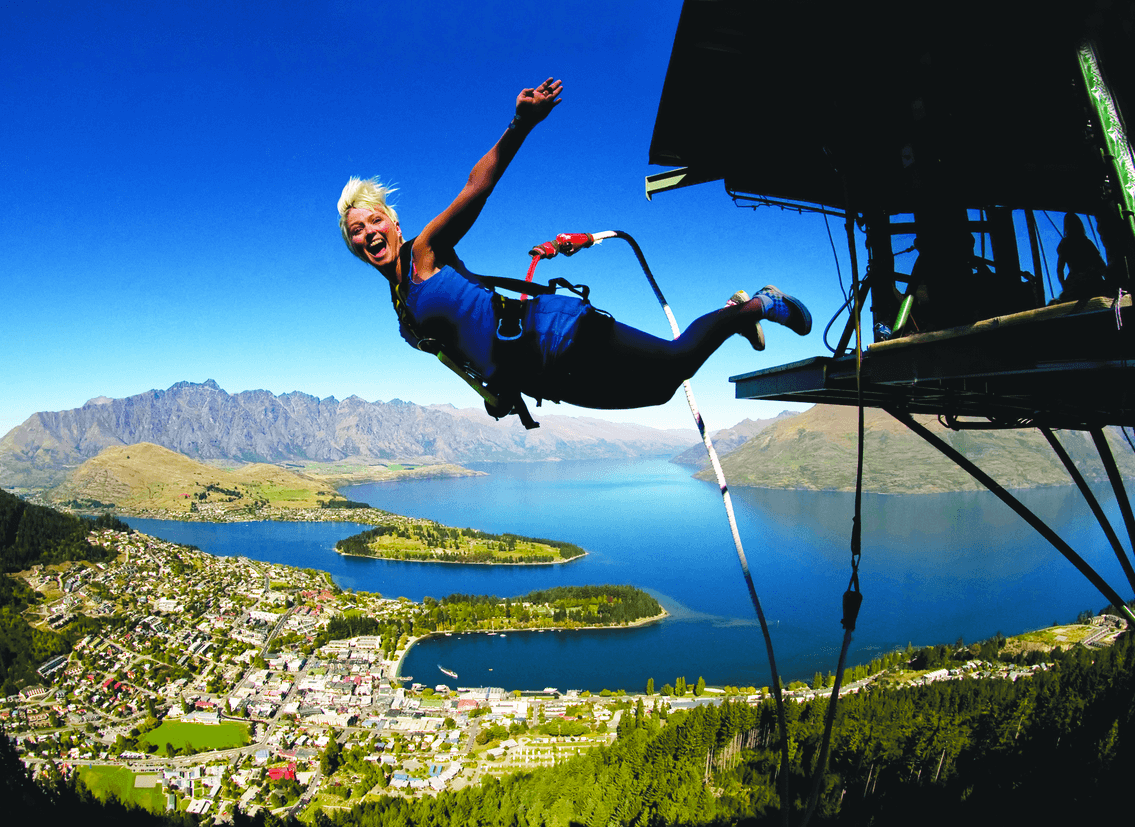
[726,290,765,351]
[755,285,812,336]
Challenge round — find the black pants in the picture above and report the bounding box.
[522,305,742,410]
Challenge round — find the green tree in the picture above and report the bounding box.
[646,677,655,696]
[321,732,342,776]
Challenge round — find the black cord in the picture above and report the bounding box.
[823,209,846,298]
[822,290,856,355]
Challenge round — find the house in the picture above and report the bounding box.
[267,762,297,781]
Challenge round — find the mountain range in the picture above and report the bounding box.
[0,381,697,489]
[4,381,1133,497]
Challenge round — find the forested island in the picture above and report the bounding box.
[320,586,665,661]
[335,522,587,565]
[427,586,665,629]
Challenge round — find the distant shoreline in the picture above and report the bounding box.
[71,507,396,525]
[393,609,670,684]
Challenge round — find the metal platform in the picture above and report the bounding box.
[732,295,1135,429]
[649,1,1133,216]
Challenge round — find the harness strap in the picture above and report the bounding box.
[478,274,591,302]
[388,238,588,431]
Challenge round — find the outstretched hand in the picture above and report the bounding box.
[515,78,563,126]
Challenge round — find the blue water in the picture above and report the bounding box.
[128,458,1129,692]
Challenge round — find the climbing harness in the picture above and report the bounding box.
[390,238,591,430]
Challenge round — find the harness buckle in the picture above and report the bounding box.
[496,318,524,341]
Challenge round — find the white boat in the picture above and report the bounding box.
[438,664,458,679]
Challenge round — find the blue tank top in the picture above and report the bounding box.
[401,260,590,383]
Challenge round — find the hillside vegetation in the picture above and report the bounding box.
[700,405,1135,493]
[0,488,122,692]
[1,487,123,573]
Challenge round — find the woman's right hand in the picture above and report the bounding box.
[515,78,563,127]
[414,78,563,270]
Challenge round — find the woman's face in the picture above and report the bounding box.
[346,207,401,269]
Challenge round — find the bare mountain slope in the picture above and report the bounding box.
[670,411,801,468]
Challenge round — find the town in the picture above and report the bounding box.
[4,529,697,820]
[4,527,1119,822]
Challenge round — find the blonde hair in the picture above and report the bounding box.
[337,177,399,262]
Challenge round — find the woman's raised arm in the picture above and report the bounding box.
[412,79,562,279]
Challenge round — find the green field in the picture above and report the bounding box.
[139,720,249,753]
[77,765,169,813]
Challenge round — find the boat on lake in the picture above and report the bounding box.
[438,664,458,679]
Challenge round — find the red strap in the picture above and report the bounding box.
[522,253,542,300]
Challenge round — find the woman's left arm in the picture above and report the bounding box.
[413,79,562,278]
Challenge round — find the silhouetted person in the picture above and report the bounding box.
[1055,213,1106,302]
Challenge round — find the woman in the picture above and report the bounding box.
[337,79,809,422]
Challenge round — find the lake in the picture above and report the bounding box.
[129,458,1128,692]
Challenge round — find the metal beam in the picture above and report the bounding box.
[644,167,721,201]
[887,408,1135,625]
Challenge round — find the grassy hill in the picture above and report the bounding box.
[48,443,353,515]
[698,405,1135,494]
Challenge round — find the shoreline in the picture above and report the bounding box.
[336,549,588,566]
[392,607,670,684]
[71,507,396,525]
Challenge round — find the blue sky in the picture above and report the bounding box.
[2,1,1071,439]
